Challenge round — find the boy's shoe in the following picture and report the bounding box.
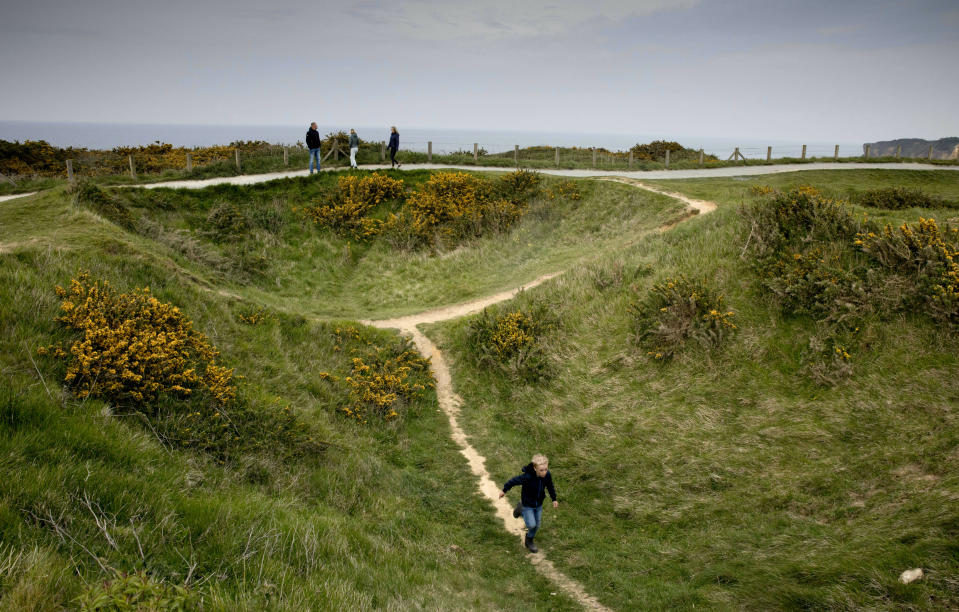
[513,502,522,519]
[524,536,538,553]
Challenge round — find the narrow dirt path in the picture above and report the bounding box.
[369,180,718,611]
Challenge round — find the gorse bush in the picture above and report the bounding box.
[40,272,236,407]
[544,180,582,202]
[400,172,527,249]
[466,303,557,381]
[856,218,959,325]
[75,569,199,611]
[854,186,955,210]
[301,173,404,241]
[629,276,737,360]
[497,169,542,203]
[204,200,248,242]
[320,326,434,422]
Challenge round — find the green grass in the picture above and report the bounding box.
[424,170,959,610]
[0,190,582,609]
[108,170,686,319]
[3,168,958,609]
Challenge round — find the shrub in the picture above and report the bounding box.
[70,180,135,230]
[800,330,854,387]
[630,140,718,162]
[466,304,557,381]
[301,173,404,241]
[856,218,959,325]
[854,186,955,210]
[321,326,434,422]
[75,569,198,611]
[497,169,542,203]
[204,200,248,242]
[544,180,582,202]
[740,187,862,265]
[403,172,526,249]
[629,276,737,360]
[39,272,236,407]
[761,246,868,323]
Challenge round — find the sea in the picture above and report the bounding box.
[0,121,864,161]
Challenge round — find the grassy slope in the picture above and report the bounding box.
[0,189,584,610]
[115,171,685,319]
[426,170,959,610]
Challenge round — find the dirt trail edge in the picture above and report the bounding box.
[368,180,718,611]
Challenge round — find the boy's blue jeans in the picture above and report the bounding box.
[521,504,543,538]
[309,147,321,173]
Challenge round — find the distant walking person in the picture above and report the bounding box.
[387,126,401,168]
[499,454,559,553]
[306,122,322,174]
[349,128,359,169]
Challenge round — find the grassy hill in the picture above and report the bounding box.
[1,167,957,609]
[426,169,959,609]
[0,169,683,610]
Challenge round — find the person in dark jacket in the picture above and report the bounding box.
[499,454,559,553]
[387,126,400,168]
[306,122,322,174]
[348,128,359,169]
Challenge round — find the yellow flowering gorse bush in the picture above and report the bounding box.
[40,272,236,406]
[321,326,434,422]
[467,304,557,381]
[630,275,737,360]
[301,173,404,241]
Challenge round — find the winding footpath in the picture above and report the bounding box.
[363,177,722,611]
[5,162,949,609]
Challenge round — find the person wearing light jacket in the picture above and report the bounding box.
[349,129,359,169]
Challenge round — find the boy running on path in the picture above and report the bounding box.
[499,454,559,553]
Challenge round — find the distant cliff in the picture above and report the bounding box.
[863,137,959,159]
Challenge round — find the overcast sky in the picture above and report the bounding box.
[2,0,957,142]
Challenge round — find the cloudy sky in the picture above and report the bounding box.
[1,0,957,141]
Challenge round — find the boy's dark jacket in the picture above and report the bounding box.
[388,131,399,150]
[503,463,557,508]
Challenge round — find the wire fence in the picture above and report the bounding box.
[10,138,955,186]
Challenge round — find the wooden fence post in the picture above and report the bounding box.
[834,145,839,160]
[128,155,136,179]
[591,148,596,167]
[514,145,519,168]
[283,147,288,166]
[334,144,339,161]
[801,145,807,161]
[767,146,772,161]
[928,144,934,159]
[864,144,870,159]
[428,141,432,163]
[186,152,193,171]
[895,145,901,160]
[699,149,704,166]
[665,149,670,168]
[235,149,241,170]
[381,142,386,162]
[555,147,560,166]
[66,159,74,182]
[473,143,478,162]
[628,150,633,168]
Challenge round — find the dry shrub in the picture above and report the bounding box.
[630,276,737,360]
[40,272,236,407]
[800,329,854,387]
